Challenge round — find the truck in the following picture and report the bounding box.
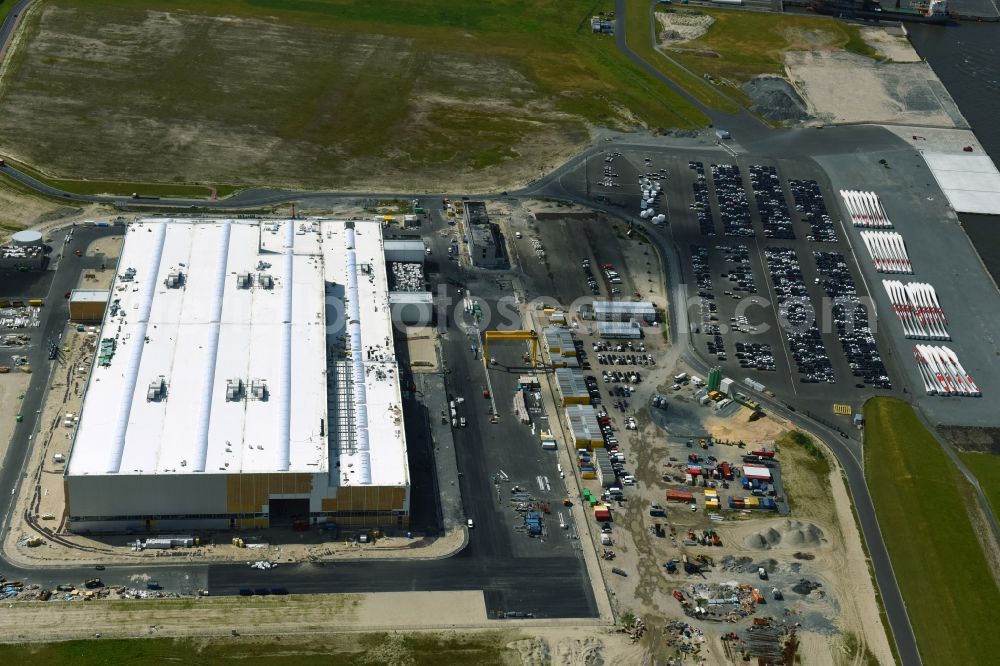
[649,503,666,517]
[674,372,688,382]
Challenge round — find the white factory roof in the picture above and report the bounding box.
[923,152,1000,215]
[70,289,110,302]
[68,220,328,477]
[593,300,655,314]
[322,220,409,488]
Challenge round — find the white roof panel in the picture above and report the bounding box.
[68,220,328,477]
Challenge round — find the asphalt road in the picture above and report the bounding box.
[0,0,32,61]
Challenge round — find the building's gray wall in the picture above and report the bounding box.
[66,473,228,519]
[384,241,425,263]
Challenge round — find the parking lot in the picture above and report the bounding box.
[505,212,648,310]
[585,150,902,411]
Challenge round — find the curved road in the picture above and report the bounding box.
[0,1,923,662]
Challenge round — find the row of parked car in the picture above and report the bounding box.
[592,340,646,353]
[764,247,836,383]
[813,251,892,389]
[595,353,655,366]
[750,164,795,240]
[594,406,635,486]
[689,161,715,236]
[790,179,838,243]
[712,164,754,238]
[581,258,601,295]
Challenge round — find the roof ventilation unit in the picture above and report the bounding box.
[250,378,269,401]
[236,273,253,289]
[258,273,274,289]
[146,377,167,402]
[225,378,245,401]
[164,270,184,288]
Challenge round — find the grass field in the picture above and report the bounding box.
[0,632,513,665]
[863,397,1000,665]
[624,0,740,113]
[958,451,1000,516]
[0,0,707,193]
[662,8,878,92]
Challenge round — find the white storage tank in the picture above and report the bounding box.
[11,229,43,247]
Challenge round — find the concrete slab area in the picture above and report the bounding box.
[817,144,1000,427]
[922,152,1000,214]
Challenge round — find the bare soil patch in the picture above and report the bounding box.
[655,11,715,44]
[785,50,967,127]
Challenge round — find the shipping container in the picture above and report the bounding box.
[666,489,694,502]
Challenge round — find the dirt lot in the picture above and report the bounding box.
[785,50,967,128]
[0,181,75,241]
[655,10,714,45]
[546,326,892,663]
[860,26,921,63]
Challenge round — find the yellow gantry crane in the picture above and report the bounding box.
[483,330,540,367]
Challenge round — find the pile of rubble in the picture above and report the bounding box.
[664,620,706,655]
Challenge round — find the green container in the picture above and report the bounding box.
[707,366,722,392]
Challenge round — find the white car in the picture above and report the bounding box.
[467,518,474,528]
[622,475,636,485]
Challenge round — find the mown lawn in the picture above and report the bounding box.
[863,397,999,665]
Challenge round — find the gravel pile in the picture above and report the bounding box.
[742,76,812,123]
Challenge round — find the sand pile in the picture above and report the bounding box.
[746,520,825,550]
[785,520,825,547]
[746,526,783,550]
[509,638,551,666]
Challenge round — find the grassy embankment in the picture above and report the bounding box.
[863,397,1000,665]
[0,0,707,194]
[1,157,241,199]
[654,6,878,106]
[0,632,513,665]
[958,451,1000,515]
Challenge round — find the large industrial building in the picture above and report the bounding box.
[65,218,411,532]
